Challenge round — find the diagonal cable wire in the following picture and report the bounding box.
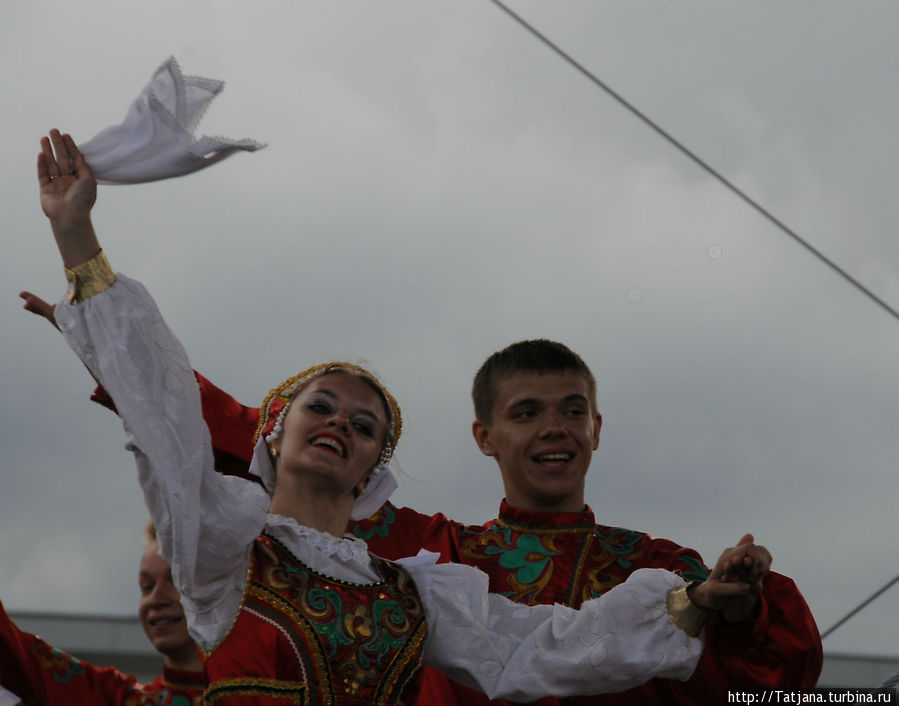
[820,574,899,640]
[491,0,899,640]
[488,0,899,322]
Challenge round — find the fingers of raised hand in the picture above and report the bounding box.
[50,129,76,175]
[39,130,78,185]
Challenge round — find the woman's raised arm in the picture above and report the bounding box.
[38,130,269,651]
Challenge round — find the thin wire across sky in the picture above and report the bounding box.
[488,0,899,324]
[487,0,898,640]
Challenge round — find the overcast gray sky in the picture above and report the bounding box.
[1,0,897,660]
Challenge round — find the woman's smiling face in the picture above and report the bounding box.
[271,372,388,496]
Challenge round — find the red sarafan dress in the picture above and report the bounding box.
[203,536,427,705]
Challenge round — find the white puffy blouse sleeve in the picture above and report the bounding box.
[55,274,270,650]
[402,561,703,700]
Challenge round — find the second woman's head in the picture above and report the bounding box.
[255,363,401,498]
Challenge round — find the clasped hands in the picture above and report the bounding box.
[688,533,771,625]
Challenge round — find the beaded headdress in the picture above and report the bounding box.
[253,362,402,467]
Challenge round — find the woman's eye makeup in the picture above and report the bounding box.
[304,396,379,437]
[353,421,373,437]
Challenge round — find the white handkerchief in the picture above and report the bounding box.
[81,56,264,184]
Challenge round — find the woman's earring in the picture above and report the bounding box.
[271,448,280,459]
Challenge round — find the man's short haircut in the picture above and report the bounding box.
[472,339,597,423]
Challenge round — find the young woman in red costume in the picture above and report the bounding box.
[37,129,756,705]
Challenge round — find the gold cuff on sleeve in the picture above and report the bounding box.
[65,250,116,303]
[666,581,715,637]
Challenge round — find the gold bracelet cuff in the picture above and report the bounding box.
[667,581,715,638]
[65,250,116,303]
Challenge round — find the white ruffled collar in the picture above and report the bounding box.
[265,512,371,565]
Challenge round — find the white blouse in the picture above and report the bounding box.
[57,274,703,700]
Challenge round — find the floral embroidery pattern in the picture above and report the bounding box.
[33,640,82,684]
[352,503,397,541]
[582,526,709,602]
[212,534,427,703]
[460,525,560,603]
[670,554,709,583]
[594,527,645,569]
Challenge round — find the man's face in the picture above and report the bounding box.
[138,541,195,661]
[472,370,602,513]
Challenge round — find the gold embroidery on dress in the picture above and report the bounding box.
[204,676,307,705]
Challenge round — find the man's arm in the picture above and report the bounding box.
[351,502,467,563]
[0,600,162,705]
[20,290,262,481]
[643,535,822,693]
[697,570,822,689]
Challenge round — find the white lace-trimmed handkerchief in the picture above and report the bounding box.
[81,56,264,184]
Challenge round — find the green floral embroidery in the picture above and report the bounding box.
[306,587,352,656]
[594,527,645,569]
[675,555,709,583]
[35,643,83,684]
[352,504,396,540]
[306,584,413,668]
[360,599,406,666]
[486,532,559,586]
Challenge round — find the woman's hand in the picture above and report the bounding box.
[39,130,96,221]
[38,130,101,269]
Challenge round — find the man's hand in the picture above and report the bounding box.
[19,291,58,330]
[688,534,771,624]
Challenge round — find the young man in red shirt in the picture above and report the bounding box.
[0,523,204,705]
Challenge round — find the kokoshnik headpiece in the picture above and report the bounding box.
[250,362,402,521]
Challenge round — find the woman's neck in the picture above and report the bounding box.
[269,475,355,538]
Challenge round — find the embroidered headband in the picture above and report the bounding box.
[253,362,402,467]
